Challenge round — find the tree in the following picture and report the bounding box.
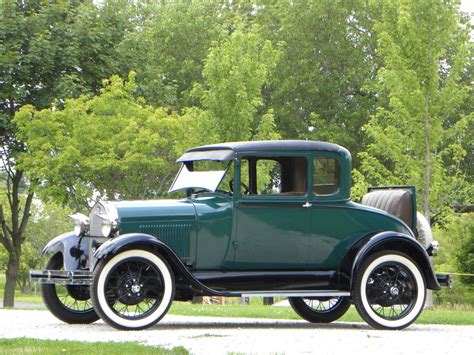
[357,0,472,222]
[14,73,194,207]
[0,0,135,307]
[258,0,378,155]
[192,24,281,143]
[117,1,224,110]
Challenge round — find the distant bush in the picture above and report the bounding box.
[433,213,474,305]
[434,282,474,307]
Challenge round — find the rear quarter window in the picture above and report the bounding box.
[313,157,339,195]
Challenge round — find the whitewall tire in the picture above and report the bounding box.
[353,251,426,330]
[91,249,175,330]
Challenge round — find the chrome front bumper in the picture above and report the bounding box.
[30,269,93,285]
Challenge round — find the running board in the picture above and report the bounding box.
[30,269,351,298]
[240,291,350,298]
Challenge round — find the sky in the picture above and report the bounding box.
[460,0,474,14]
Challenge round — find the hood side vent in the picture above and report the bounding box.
[139,223,191,258]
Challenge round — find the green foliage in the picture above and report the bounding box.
[0,0,134,129]
[357,0,472,222]
[433,214,473,274]
[435,283,474,307]
[14,73,193,207]
[261,0,377,155]
[454,214,474,283]
[430,214,474,304]
[192,24,281,143]
[118,1,224,109]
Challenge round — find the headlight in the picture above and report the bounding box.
[89,202,119,237]
[69,213,89,236]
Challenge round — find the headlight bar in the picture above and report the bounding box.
[89,202,119,237]
[69,213,90,236]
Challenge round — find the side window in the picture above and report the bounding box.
[313,157,339,195]
[240,156,307,196]
[256,159,282,194]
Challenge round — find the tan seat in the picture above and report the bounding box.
[361,189,413,227]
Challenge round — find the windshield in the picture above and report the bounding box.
[169,160,232,193]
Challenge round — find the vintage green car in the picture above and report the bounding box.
[31,140,450,330]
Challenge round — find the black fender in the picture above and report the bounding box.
[342,231,440,291]
[42,231,89,271]
[92,233,227,296]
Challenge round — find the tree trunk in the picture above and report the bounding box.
[423,10,433,224]
[423,96,431,223]
[3,253,20,308]
[0,169,33,309]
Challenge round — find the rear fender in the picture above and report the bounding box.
[341,231,440,291]
[42,231,89,271]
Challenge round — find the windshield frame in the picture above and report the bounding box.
[168,160,233,193]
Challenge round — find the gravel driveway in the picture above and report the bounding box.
[0,309,472,354]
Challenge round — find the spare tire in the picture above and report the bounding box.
[416,212,433,248]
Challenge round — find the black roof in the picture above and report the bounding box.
[186,140,346,154]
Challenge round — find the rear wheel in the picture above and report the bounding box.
[353,251,426,330]
[41,253,99,324]
[289,297,351,323]
[91,249,175,330]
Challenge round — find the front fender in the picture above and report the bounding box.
[42,231,88,271]
[350,231,440,290]
[92,233,226,296]
[92,233,168,268]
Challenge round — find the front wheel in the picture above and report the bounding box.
[41,253,99,324]
[91,249,175,330]
[289,297,351,323]
[353,250,426,330]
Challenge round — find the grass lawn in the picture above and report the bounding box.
[0,338,188,354]
[168,301,474,326]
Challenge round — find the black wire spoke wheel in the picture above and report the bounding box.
[55,284,95,313]
[353,250,426,330]
[289,296,351,323]
[365,262,417,320]
[92,249,175,330]
[303,298,344,313]
[41,253,99,324]
[104,258,164,320]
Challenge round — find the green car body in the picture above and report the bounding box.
[33,140,450,330]
[115,162,412,272]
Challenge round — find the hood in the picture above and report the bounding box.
[111,199,197,260]
[111,199,197,225]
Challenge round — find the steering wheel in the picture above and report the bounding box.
[229,179,251,195]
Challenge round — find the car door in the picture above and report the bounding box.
[306,153,353,269]
[231,154,311,269]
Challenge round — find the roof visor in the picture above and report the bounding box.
[176,149,235,162]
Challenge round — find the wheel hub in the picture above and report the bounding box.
[390,286,399,296]
[115,274,146,305]
[131,284,141,294]
[66,285,91,301]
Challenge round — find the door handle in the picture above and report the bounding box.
[302,202,312,208]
